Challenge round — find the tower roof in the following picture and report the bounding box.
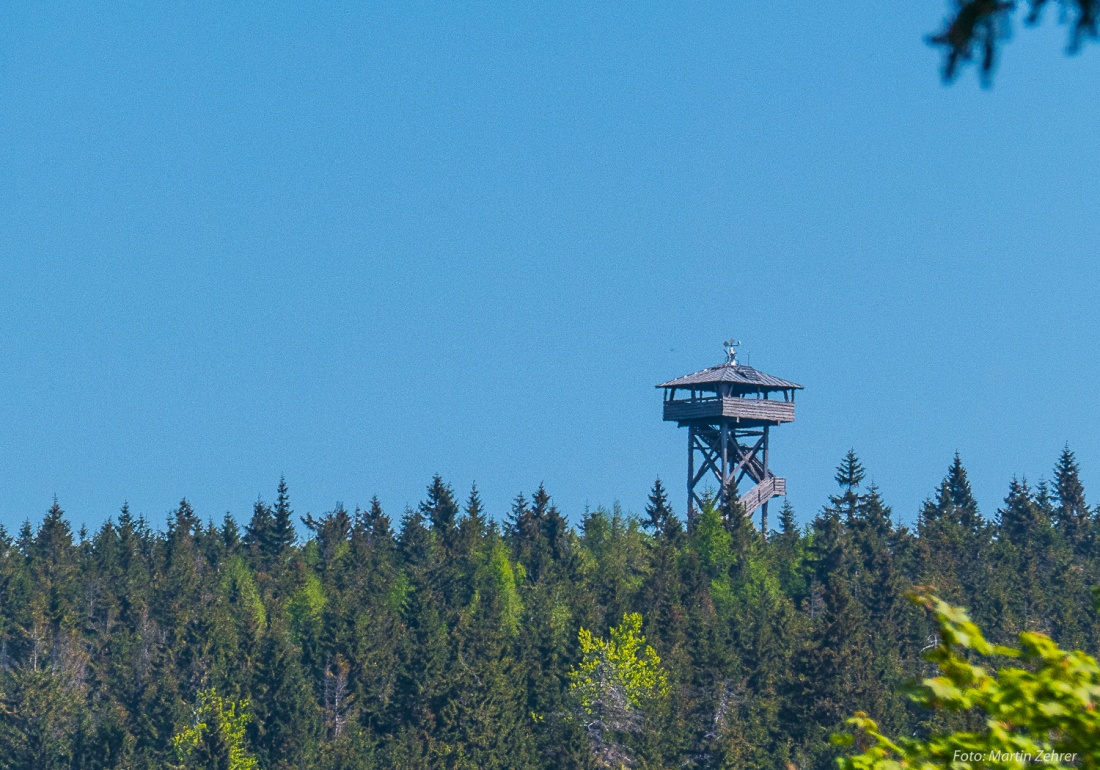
[656,361,802,391]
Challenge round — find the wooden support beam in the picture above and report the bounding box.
[761,426,770,534]
[687,425,694,516]
[729,435,766,481]
[682,406,790,524]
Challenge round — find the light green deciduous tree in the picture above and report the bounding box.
[569,612,670,767]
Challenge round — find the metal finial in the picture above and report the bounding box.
[723,338,741,365]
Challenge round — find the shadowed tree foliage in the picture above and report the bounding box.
[837,591,1100,770]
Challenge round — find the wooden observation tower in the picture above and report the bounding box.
[658,341,802,531]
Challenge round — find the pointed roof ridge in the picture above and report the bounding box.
[657,361,802,390]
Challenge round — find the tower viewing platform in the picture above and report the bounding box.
[658,341,802,531]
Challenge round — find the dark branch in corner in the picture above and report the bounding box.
[929,0,1100,84]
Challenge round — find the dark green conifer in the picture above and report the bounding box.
[778,499,798,539]
[833,449,865,522]
[168,498,201,544]
[999,477,1046,547]
[786,453,880,764]
[773,499,809,603]
[945,452,982,531]
[533,484,569,565]
[363,495,393,545]
[420,474,460,553]
[915,456,990,631]
[270,476,297,560]
[220,513,240,552]
[644,478,673,533]
[456,483,487,553]
[251,618,320,770]
[509,486,569,583]
[505,492,531,547]
[1053,445,1090,552]
[17,520,33,559]
[994,477,1058,637]
[32,499,80,633]
[302,504,352,571]
[244,498,274,565]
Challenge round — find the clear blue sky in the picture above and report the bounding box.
[2,2,1099,534]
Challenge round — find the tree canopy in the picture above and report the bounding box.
[1,450,1099,767]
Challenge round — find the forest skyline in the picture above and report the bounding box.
[2,446,1096,768]
[2,443,1091,539]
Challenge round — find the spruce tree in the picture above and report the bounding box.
[510,486,569,584]
[394,505,450,739]
[773,499,809,603]
[220,514,241,552]
[995,478,1056,635]
[915,455,990,632]
[31,499,79,637]
[787,454,877,765]
[450,483,487,582]
[644,478,673,533]
[532,484,569,567]
[833,449,865,522]
[1053,445,1090,554]
[302,505,352,573]
[16,520,33,560]
[269,477,296,561]
[999,477,1046,548]
[251,618,320,770]
[777,498,798,540]
[420,475,460,554]
[243,499,274,568]
[363,495,393,547]
[945,452,981,532]
[462,483,486,537]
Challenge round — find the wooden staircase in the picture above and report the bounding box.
[740,475,786,516]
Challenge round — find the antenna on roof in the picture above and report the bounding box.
[723,338,741,365]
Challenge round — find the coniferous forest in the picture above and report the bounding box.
[1,449,1098,769]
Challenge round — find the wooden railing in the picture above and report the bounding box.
[663,396,795,424]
